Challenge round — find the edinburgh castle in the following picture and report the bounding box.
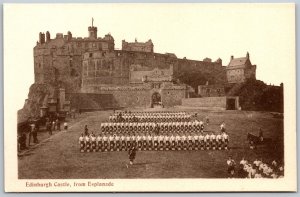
[18,21,283,123]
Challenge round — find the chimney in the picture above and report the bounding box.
[39,32,45,44]
[231,55,234,61]
[67,31,72,41]
[46,31,50,42]
[246,52,250,59]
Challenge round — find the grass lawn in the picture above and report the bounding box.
[18,108,283,179]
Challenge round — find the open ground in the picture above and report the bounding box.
[18,108,283,179]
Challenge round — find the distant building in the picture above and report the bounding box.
[122,39,154,53]
[226,52,256,83]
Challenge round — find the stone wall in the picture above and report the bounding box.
[81,83,186,108]
[198,85,225,97]
[182,97,227,110]
[66,93,115,110]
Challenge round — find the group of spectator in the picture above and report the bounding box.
[227,157,284,178]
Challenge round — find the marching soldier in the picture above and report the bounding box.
[158,134,164,151]
[96,134,103,152]
[109,134,115,151]
[200,121,204,133]
[125,134,131,150]
[115,134,121,151]
[182,134,187,150]
[79,133,85,152]
[194,133,199,150]
[187,133,193,150]
[147,133,153,150]
[199,133,204,150]
[164,134,170,151]
[91,134,97,152]
[204,133,210,150]
[222,132,229,150]
[85,134,91,152]
[103,133,109,152]
[137,133,142,151]
[216,133,222,150]
[210,133,216,150]
[142,133,147,151]
[131,134,137,148]
[153,134,159,150]
[120,133,126,151]
[176,133,181,150]
[170,134,176,151]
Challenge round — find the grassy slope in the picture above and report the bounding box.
[18,109,283,179]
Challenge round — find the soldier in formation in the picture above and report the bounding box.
[78,131,229,152]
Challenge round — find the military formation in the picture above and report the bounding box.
[109,111,191,122]
[78,111,229,152]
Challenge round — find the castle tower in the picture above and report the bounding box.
[88,18,97,39]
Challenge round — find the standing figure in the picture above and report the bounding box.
[227,156,236,178]
[84,125,89,136]
[64,122,68,131]
[220,121,226,133]
[56,119,61,131]
[128,146,137,166]
[205,116,209,126]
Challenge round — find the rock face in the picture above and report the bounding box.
[18,84,55,123]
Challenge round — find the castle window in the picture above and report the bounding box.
[167,92,170,95]
[89,53,93,58]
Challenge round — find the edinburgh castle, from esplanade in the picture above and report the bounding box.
[18,20,283,123]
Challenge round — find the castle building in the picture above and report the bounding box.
[19,21,258,121]
[226,52,256,83]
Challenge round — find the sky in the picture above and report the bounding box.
[4,3,295,110]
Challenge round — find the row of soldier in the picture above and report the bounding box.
[100,121,205,134]
[113,111,188,116]
[78,132,229,152]
[109,114,191,123]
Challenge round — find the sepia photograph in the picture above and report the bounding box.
[4,3,296,192]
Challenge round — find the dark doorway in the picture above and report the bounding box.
[226,98,236,110]
[151,92,162,108]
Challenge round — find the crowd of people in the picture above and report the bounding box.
[18,116,68,152]
[78,131,229,152]
[227,157,284,178]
